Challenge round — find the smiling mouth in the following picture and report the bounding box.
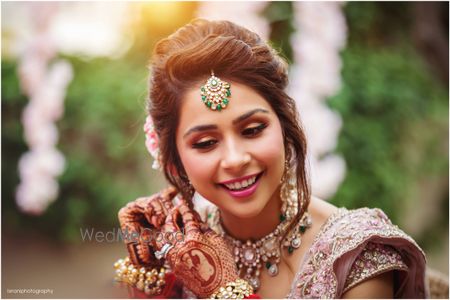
[220,171,264,191]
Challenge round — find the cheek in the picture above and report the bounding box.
[252,125,285,165]
[178,148,216,185]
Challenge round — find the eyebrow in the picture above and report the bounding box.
[183,108,270,138]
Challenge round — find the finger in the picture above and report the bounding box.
[150,194,170,216]
[183,213,201,234]
[156,209,179,250]
[136,187,176,227]
[119,201,143,223]
[118,206,144,244]
[187,209,211,232]
[126,242,142,266]
[146,197,165,228]
[146,188,177,228]
[177,201,198,218]
[133,196,155,226]
[138,239,153,265]
[124,197,156,227]
[163,209,178,233]
[160,186,177,211]
[178,203,201,234]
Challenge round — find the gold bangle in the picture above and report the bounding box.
[113,256,166,296]
[209,278,254,299]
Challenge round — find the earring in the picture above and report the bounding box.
[280,159,298,221]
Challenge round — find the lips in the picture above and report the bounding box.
[219,171,264,198]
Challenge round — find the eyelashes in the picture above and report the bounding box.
[192,139,217,149]
[241,123,267,136]
[191,123,268,150]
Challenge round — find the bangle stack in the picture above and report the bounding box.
[113,256,166,296]
[209,278,254,299]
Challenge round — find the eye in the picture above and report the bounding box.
[242,123,268,137]
[192,138,217,149]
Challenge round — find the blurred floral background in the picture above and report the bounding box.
[2,1,448,298]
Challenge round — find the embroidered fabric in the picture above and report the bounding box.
[286,207,427,298]
[181,206,427,298]
[343,242,408,293]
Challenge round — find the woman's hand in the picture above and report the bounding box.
[118,186,177,267]
[156,200,239,298]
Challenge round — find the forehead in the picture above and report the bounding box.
[177,81,274,131]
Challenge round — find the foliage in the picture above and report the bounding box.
[327,3,448,247]
[262,1,295,64]
[328,46,448,219]
[2,57,164,241]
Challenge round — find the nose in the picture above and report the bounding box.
[220,138,251,171]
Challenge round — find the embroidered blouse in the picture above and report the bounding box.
[286,207,427,298]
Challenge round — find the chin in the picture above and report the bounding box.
[225,201,267,219]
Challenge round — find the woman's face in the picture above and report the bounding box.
[176,81,285,219]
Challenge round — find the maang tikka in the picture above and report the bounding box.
[200,71,231,111]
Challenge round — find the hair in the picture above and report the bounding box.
[148,19,311,223]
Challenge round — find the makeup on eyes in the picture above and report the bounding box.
[241,123,267,136]
[183,108,270,139]
[190,122,269,150]
[192,138,217,149]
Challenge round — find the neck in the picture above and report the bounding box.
[219,187,282,241]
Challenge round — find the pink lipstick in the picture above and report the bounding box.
[220,172,263,199]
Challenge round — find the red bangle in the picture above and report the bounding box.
[245,294,261,299]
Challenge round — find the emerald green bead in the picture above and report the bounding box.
[265,262,271,269]
[226,89,231,97]
[207,101,212,107]
[299,225,306,233]
[223,98,229,104]
[201,95,206,101]
[217,104,222,111]
[288,246,294,254]
[279,214,286,222]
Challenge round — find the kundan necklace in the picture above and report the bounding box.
[207,200,312,291]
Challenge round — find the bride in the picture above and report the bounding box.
[115,19,427,299]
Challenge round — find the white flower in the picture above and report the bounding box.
[290,2,347,200]
[16,4,72,215]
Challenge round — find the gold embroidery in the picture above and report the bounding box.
[343,242,409,293]
[286,208,426,299]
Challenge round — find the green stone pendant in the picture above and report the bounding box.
[200,72,231,111]
[299,225,306,233]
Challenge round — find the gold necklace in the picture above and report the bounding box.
[207,206,312,291]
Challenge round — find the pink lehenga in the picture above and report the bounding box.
[198,206,427,298]
[285,207,427,298]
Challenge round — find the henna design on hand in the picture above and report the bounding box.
[159,200,239,298]
[118,186,177,267]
